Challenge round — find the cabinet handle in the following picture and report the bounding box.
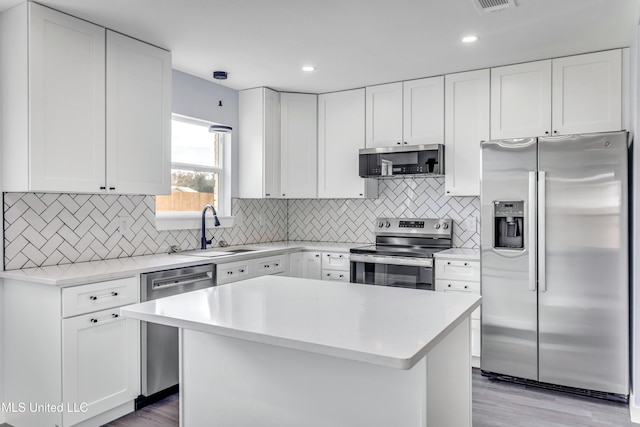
[447,284,452,287]
[359,193,363,196]
[112,313,119,318]
[265,193,271,196]
[553,130,558,134]
[464,263,468,266]
[446,191,450,194]
[327,273,330,277]
[339,255,343,258]
[315,254,320,258]
[464,285,469,289]
[265,264,271,268]
[545,131,549,135]
[239,269,245,273]
[339,274,344,278]
[109,187,116,190]
[403,141,407,145]
[99,186,106,190]
[274,263,279,267]
[447,262,451,265]
[227,271,233,275]
[89,291,118,301]
[89,296,97,301]
[90,318,98,323]
[397,142,401,145]
[90,313,119,324]
[111,291,118,296]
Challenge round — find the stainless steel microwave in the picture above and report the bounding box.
[358,144,444,178]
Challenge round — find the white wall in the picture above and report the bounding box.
[171,70,239,199]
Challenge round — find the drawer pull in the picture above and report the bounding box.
[464,262,468,266]
[339,274,344,278]
[315,254,320,258]
[447,284,452,287]
[447,262,451,265]
[239,269,245,273]
[464,285,469,289]
[89,291,119,301]
[90,313,120,324]
[227,271,233,275]
[339,255,343,258]
[327,273,330,277]
[274,263,279,267]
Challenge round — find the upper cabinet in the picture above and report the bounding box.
[552,50,622,135]
[365,77,444,148]
[1,2,171,195]
[105,31,172,195]
[490,60,552,140]
[491,50,622,139]
[238,87,281,198]
[280,93,317,198]
[444,69,490,197]
[318,89,378,198]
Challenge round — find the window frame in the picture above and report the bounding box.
[155,114,233,231]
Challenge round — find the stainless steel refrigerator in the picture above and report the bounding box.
[480,131,629,399]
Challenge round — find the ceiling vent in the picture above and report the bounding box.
[473,0,517,13]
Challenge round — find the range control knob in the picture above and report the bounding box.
[434,223,441,229]
[378,221,384,228]
[385,221,391,228]
[442,223,449,230]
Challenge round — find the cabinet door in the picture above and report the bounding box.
[403,77,444,145]
[318,89,378,198]
[106,30,171,195]
[365,82,403,148]
[491,60,552,139]
[301,252,322,280]
[552,50,622,135]
[29,3,106,193]
[444,69,490,196]
[264,88,281,198]
[281,93,317,198]
[62,308,140,426]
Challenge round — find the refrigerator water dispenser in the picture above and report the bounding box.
[494,201,524,249]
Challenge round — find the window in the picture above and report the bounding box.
[156,114,230,229]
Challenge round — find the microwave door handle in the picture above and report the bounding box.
[538,171,547,293]
[528,171,537,292]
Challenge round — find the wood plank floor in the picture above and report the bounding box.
[103,369,635,426]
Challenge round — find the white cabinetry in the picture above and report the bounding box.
[289,251,322,280]
[435,258,481,367]
[216,253,288,285]
[552,50,622,135]
[365,78,444,148]
[280,93,318,198]
[444,69,489,196]
[321,252,350,282]
[1,2,171,195]
[490,60,552,139]
[239,87,281,198]
[318,89,378,198]
[3,277,140,427]
[366,82,403,148]
[491,50,622,139]
[105,30,171,195]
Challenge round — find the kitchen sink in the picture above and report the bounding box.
[222,248,257,254]
[179,248,261,258]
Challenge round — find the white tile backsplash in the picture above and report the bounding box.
[3,177,479,270]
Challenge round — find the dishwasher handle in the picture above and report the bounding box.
[150,272,213,291]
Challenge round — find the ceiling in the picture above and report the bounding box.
[1,0,638,93]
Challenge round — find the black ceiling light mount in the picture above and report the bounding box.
[213,71,228,80]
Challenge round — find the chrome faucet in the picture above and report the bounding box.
[201,204,221,249]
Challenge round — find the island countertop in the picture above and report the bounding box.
[121,276,481,370]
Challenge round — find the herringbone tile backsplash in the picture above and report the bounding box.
[288,177,479,248]
[3,194,287,270]
[3,177,478,270]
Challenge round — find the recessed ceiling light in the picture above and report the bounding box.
[462,35,479,43]
[302,66,315,72]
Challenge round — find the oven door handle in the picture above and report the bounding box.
[349,254,433,268]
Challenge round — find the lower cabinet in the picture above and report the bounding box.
[434,258,481,367]
[289,251,350,282]
[3,277,140,427]
[216,253,288,285]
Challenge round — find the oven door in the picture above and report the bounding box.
[350,254,434,291]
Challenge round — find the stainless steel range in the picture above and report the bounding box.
[350,218,453,290]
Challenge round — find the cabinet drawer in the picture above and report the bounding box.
[322,252,349,271]
[217,260,251,285]
[435,279,480,320]
[62,277,138,318]
[435,259,480,281]
[254,255,287,276]
[322,270,349,282]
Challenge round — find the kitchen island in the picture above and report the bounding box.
[121,276,481,427]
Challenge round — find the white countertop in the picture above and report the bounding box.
[0,241,364,286]
[121,276,481,370]
[434,248,480,260]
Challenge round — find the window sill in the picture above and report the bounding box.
[155,212,235,231]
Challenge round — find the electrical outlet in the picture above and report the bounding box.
[463,217,476,232]
[258,213,265,227]
[118,215,132,237]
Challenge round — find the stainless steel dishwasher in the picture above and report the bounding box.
[137,264,215,408]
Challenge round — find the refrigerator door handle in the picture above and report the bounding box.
[528,171,537,292]
[538,171,547,293]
